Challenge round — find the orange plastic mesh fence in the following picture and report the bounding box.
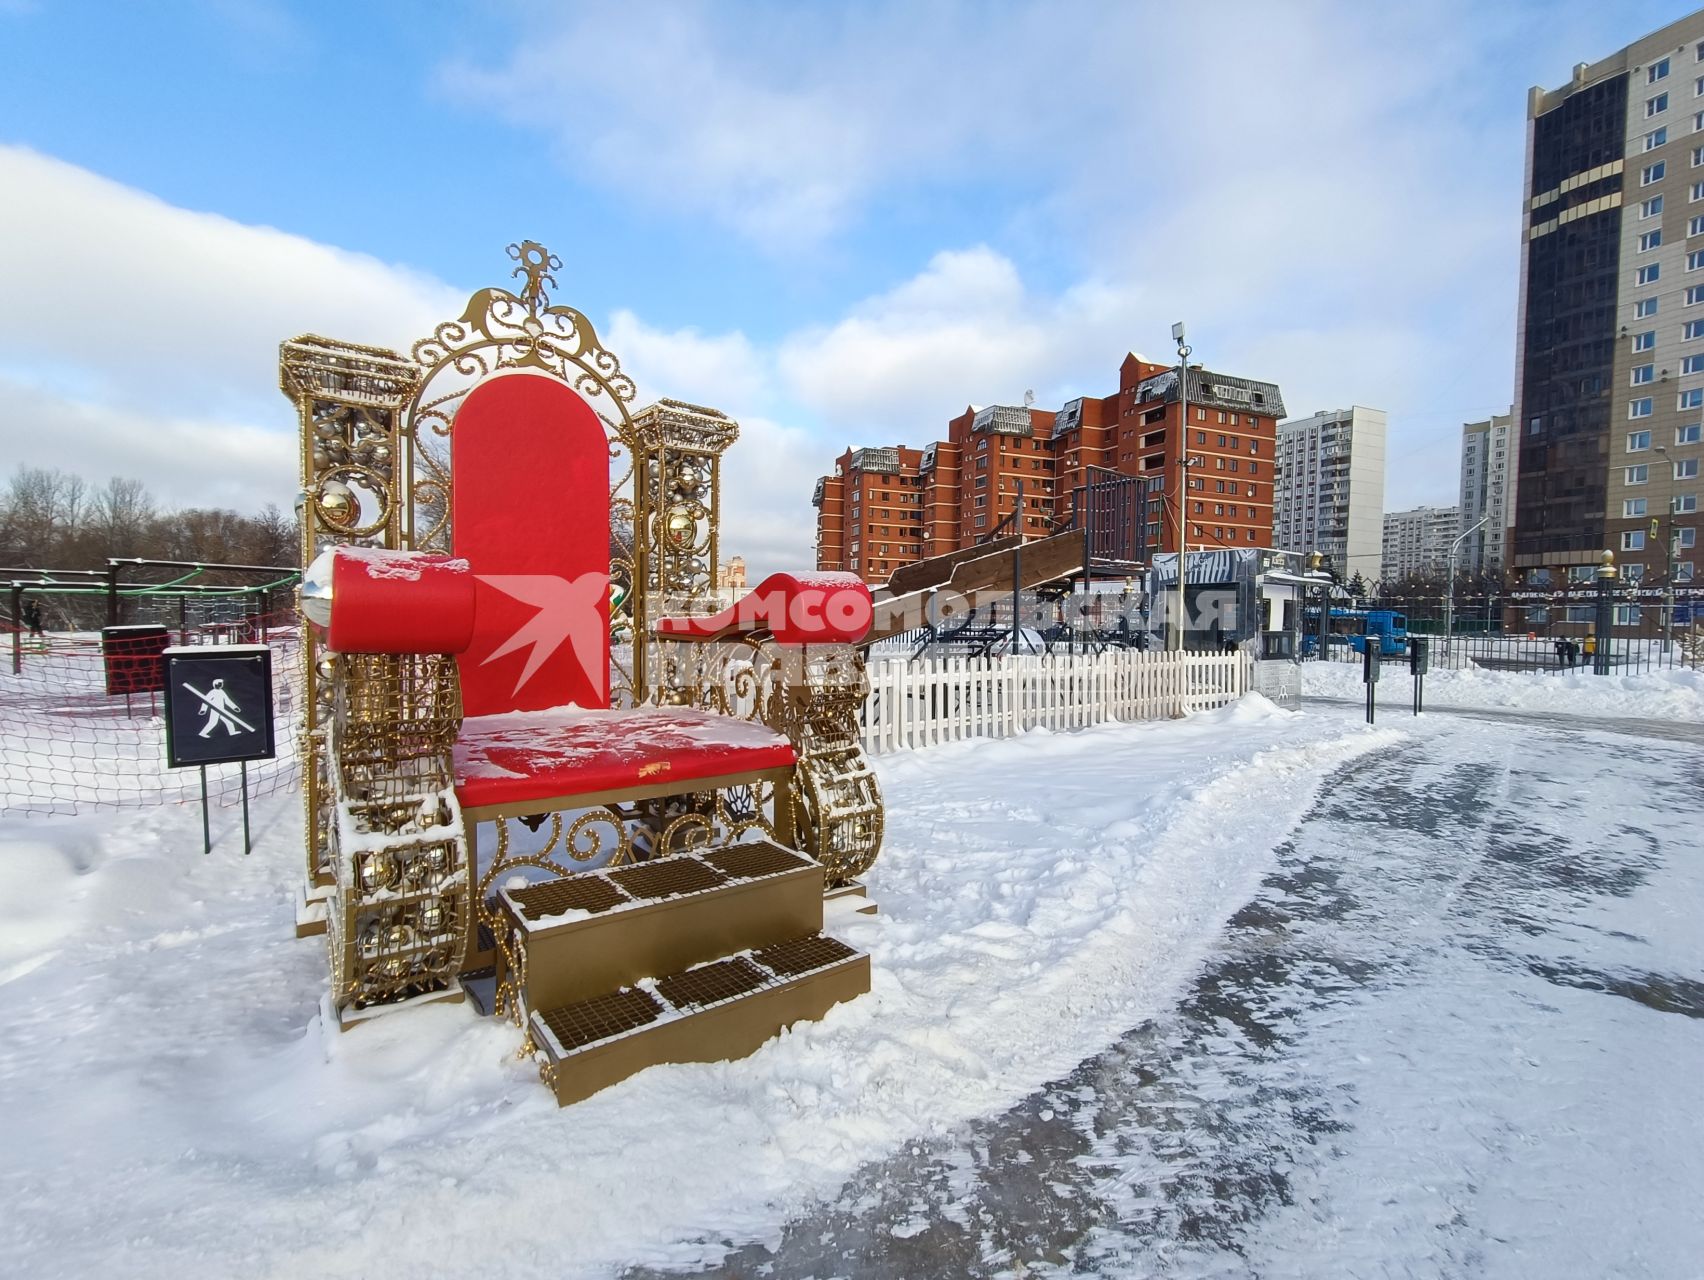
[0,613,305,817]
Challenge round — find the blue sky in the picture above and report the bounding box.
[1,0,1699,571]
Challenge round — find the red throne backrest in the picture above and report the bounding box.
[451,370,611,718]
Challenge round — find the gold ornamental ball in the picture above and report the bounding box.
[416,898,446,934]
[317,481,358,529]
[376,953,413,981]
[673,464,702,496]
[666,508,695,546]
[384,922,415,952]
[358,853,398,893]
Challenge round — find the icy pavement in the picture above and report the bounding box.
[630,706,1704,1278]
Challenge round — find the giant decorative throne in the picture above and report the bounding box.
[279,243,883,1101]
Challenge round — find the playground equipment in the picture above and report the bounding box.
[283,242,879,1100]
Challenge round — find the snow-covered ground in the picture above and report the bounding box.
[0,697,1389,1278]
[4,693,1700,1277]
[1302,658,1704,720]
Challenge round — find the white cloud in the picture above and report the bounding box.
[0,145,459,421]
[0,145,832,572]
[448,1,1645,512]
[0,375,293,514]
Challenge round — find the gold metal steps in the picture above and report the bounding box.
[530,933,870,1107]
[496,839,870,1105]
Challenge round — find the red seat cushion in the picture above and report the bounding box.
[452,705,797,812]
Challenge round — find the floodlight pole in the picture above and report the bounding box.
[1443,514,1488,662]
[1172,322,1192,652]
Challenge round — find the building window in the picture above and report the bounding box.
[1642,194,1665,217]
[1685,356,1704,375]
[1695,144,1704,166]
[1624,497,1649,517]
[1615,605,1643,626]
[1652,58,1671,83]
[1627,463,1651,484]
[1622,530,1647,551]
[1629,429,1653,451]
[1680,528,1698,548]
[1638,298,1660,318]
[1649,92,1670,116]
[1639,264,1662,285]
[1679,423,1703,443]
[1647,127,1669,151]
[1632,364,1655,384]
[1631,399,1654,419]
[1641,230,1663,251]
[1687,320,1704,339]
[1689,286,1704,305]
[1683,389,1704,410]
[1644,161,1667,184]
[1633,330,1657,351]
[1679,562,1697,582]
[1679,494,1700,513]
[1677,458,1701,479]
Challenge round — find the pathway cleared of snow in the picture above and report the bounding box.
[637,705,1704,1278]
[0,698,1387,1279]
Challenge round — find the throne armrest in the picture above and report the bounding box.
[655,572,872,646]
[302,545,477,654]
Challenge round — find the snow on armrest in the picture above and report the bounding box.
[303,545,477,654]
[654,571,872,645]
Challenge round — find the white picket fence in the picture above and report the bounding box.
[859,649,1253,754]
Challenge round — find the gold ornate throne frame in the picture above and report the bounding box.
[280,242,883,1019]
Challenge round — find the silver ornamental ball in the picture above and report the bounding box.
[422,845,450,880]
[416,898,446,934]
[384,922,415,953]
[358,920,384,957]
[673,464,703,496]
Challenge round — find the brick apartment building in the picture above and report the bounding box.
[813,352,1286,583]
[811,445,926,581]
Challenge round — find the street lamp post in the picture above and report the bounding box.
[1171,322,1192,652]
[1655,445,1677,654]
[1443,514,1488,664]
[1594,549,1618,675]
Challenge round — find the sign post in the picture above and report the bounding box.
[1362,640,1380,724]
[162,645,275,854]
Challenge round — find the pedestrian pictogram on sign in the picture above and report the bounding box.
[163,646,275,769]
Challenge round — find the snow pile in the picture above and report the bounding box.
[1301,660,1704,720]
[0,697,1396,1277]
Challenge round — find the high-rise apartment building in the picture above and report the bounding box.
[1515,15,1704,627]
[811,445,926,581]
[812,353,1286,583]
[1459,411,1516,575]
[1273,407,1388,580]
[1382,505,1461,582]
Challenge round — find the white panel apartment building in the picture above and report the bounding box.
[1382,505,1461,581]
[1274,407,1388,580]
[1459,411,1516,575]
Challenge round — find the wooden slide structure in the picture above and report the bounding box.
[865,532,1090,644]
